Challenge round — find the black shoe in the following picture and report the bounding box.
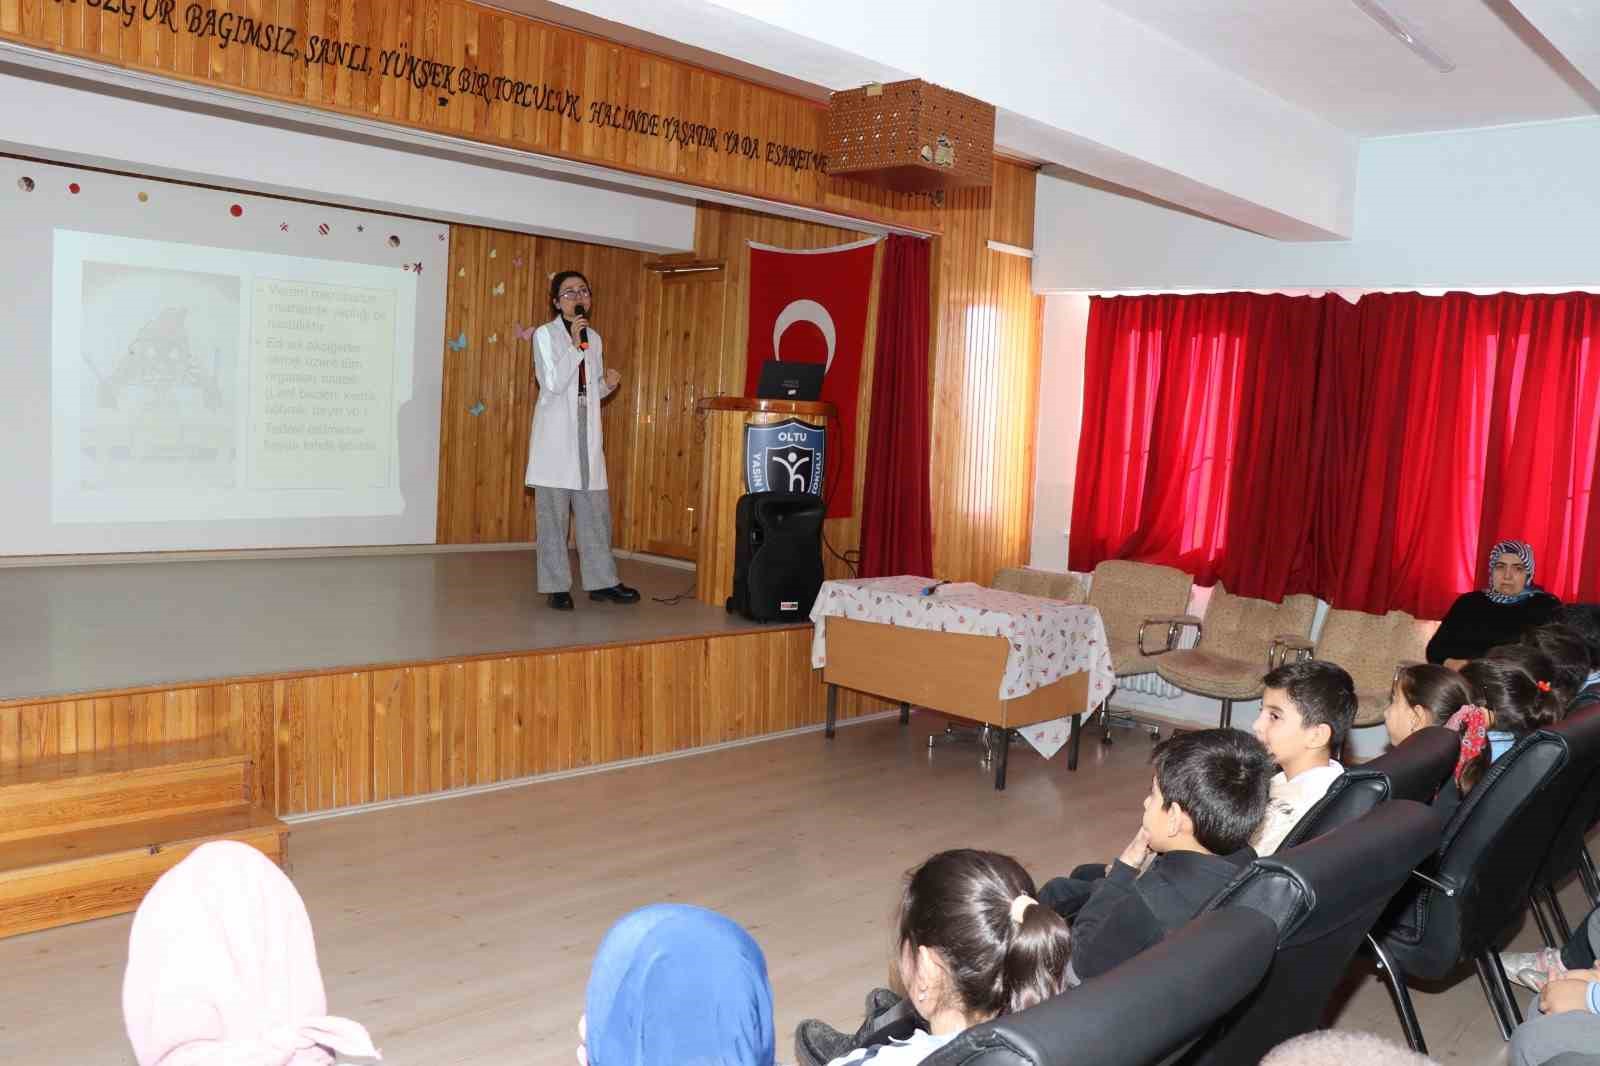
[794,1019,855,1066]
[588,583,640,604]
[862,988,901,1028]
[795,990,908,1066]
[547,592,574,610]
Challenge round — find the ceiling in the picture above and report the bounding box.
[1100,0,1598,136]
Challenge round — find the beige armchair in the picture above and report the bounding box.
[1271,609,1440,729]
[1153,583,1318,729]
[1089,560,1196,677]
[991,567,1089,604]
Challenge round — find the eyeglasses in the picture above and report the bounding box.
[558,287,592,300]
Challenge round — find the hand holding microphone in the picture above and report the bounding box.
[573,304,590,351]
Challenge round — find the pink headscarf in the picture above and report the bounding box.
[123,841,380,1066]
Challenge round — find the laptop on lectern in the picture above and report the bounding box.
[755,360,824,401]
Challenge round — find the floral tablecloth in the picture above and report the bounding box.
[809,576,1114,759]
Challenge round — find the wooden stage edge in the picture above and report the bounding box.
[0,626,893,819]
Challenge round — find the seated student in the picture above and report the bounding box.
[123,840,381,1066]
[1493,640,1581,712]
[1501,905,1600,1065]
[797,849,1070,1066]
[1526,620,1600,713]
[1251,660,1358,856]
[1507,952,1600,1066]
[1035,729,1273,983]
[579,903,775,1066]
[1435,656,1564,820]
[1553,604,1600,710]
[1384,663,1475,749]
[1504,900,1600,993]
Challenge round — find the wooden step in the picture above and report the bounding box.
[0,805,288,938]
[0,739,253,845]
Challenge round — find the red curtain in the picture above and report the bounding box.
[859,235,933,578]
[1071,290,1600,616]
[1068,293,1329,590]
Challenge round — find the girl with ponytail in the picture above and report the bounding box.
[821,849,1070,1066]
[1439,656,1563,816]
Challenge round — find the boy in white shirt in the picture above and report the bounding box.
[1250,660,1357,856]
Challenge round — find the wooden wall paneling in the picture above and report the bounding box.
[273,677,307,816]
[0,0,934,229]
[928,160,1044,585]
[435,226,649,546]
[680,204,885,577]
[0,626,878,817]
[417,162,1043,583]
[630,264,728,558]
[496,655,523,782]
[370,667,409,802]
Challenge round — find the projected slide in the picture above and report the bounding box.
[52,231,416,524]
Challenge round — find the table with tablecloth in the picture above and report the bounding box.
[809,576,1115,788]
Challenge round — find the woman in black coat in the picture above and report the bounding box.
[1426,539,1561,668]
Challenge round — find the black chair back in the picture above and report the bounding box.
[1277,769,1389,851]
[920,908,1277,1066]
[1534,705,1600,896]
[1376,729,1572,978]
[1364,727,1460,803]
[1177,801,1444,1066]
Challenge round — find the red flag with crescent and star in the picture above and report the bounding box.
[743,237,879,518]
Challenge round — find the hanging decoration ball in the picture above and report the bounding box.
[138,191,149,203]
[388,235,401,247]
[68,182,81,194]
[230,204,244,217]
[17,176,35,192]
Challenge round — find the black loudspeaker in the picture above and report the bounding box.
[727,491,825,623]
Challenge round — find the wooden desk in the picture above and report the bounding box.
[821,616,1090,790]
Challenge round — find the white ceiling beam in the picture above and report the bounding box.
[1506,0,1600,99]
[530,0,1358,240]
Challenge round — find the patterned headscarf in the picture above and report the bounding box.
[1485,539,1538,605]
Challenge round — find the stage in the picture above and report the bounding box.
[0,549,867,817]
[0,550,767,702]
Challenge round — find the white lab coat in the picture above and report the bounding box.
[525,316,615,490]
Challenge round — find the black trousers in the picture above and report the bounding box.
[1038,863,1109,920]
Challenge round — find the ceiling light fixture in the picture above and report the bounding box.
[1349,0,1456,73]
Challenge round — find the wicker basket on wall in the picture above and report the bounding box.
[825,79,995,193]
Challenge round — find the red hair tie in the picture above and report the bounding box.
[1537,680,1552,693]
[1447,705,1490,786]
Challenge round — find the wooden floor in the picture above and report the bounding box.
[0,716,1531,1064]
[0,551,754,702]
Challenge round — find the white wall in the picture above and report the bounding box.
[1034,117,1600,293]
[1028,295,1088,572]
[0,67,697,255]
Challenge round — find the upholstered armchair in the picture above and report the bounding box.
[1151,583,1318,728]
[990,567,1088,604]
[1270,608,1439,730]
[1088,560,1196,678]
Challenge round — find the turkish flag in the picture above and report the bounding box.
[744,237,878,518]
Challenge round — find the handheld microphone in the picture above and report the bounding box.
[575,304,590,351]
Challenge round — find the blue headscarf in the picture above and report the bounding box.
[1485,539,1540,605]
[585,904,776,1066]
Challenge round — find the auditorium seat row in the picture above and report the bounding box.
[837,706,1600,1064]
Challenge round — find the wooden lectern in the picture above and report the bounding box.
[693,396,837,607]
